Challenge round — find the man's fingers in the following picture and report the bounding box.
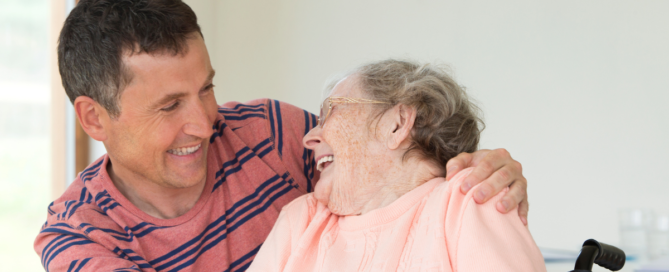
[460,160,495,194]
[518,198,529,225]
[494,176,527,213]
[451,148,529,222]
[471,162,522,204]
[447,152,475,181]
[461,149,512,193]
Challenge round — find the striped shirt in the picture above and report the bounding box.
[34,99,319,272]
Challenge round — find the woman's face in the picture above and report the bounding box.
[303,76,393,215]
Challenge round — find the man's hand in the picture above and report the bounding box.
[445,148,529,225]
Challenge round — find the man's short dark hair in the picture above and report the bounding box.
[58,0,202,118]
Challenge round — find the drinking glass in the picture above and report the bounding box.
[619,208,653,260]
[648,213,669,260]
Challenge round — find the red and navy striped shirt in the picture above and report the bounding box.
[35,99,319,272]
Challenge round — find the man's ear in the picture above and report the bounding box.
[386,104,416,150]
[74,96,109,142]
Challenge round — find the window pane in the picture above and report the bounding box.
[0,0,52,271]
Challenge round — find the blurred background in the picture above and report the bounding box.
[0,0,52,271]
[1,0,667,271]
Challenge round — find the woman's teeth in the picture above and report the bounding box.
[168,144,201,156]
[317,155,334,172]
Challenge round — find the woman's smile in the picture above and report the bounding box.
[316,155,335,172]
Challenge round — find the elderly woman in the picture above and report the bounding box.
[248,60,545,272]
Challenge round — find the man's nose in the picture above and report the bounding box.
[183,99,214,139]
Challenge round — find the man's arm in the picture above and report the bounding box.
[445,148,529,225]
[266,99,320,194]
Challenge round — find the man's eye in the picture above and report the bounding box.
[161,101,179,111]
[202,84,215,94]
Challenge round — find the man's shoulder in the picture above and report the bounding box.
[37,195,122,255]
[45,156,121,228]
[52,158,106,207]
[41,202,118,233]
[38,157,146,258]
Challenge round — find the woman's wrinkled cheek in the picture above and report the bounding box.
[320,104,378,215]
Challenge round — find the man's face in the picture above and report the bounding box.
[102,35,218,190]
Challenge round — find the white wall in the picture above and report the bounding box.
[185,0,669,251]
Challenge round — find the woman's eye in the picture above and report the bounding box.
[161,101,179,111]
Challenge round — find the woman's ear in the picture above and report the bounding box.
[386,104,416,150]
[74,96,109,142]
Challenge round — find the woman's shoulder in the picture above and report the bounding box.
[439,167,475,192]
[281,193,315,218]
[429,167,509,219]
[424,167,509,228]
[425,168,545,271]
[427,167,476,203]
[280,193,332,227]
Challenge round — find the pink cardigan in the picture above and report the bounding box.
[248,168,546,272]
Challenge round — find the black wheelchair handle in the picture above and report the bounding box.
[570,239,626,272]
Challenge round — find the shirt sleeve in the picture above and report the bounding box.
[265,99,320,194]
[444,168,546,272]
[35,218,143,272]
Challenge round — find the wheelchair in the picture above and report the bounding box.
[570,239,626,272]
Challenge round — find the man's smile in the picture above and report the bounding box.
[167,143,202,156]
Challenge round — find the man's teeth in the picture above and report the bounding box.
[316,155,334,172]
[168,144,201,156]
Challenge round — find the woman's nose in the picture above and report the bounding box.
[302,126,322,150]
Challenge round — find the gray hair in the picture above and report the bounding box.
[330,59,484,167]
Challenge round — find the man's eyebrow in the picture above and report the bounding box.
[152,70,215,109]
[152,92,188,109]
[202,69,216,89]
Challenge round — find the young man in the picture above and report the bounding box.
[35,0,530,271]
